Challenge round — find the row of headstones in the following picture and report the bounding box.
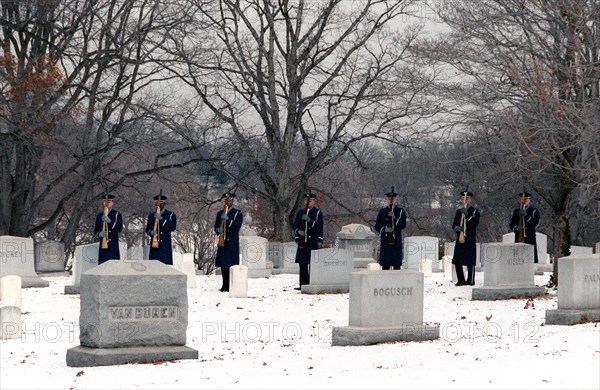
[0,236,198,292]
[64,243,199,294]
[64,245,599,366]
[1,230,597,290]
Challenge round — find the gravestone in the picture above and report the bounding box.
[34,240,66,273]
[0,236,49,288]
[336,224,376,268]
[0,275,22,339]
[229,265,248,298]
[367,263,381,271]
[269,242,299,275]
[237,215,270,278]
[503,232,549,273]
[569,246,593,256]
[440,255,453,273]
[595,242,600,254]
[473,243,545,300]
[331,269,439,346]
[239,235,271,278]
[65,242,127,294]
[172,252,183,271]
[66,260,198,366]
[127,246,144,260]
[418,258,433,277]
[546,255,600,325]
[536,233,550,264]
[403,236,439,271]
[302,248,354,294]
[181,254,197,289]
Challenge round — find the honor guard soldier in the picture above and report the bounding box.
[452,190,480,286]
[214,192,243,292]
[95,193,123,265]
[145,194,177,265]
[293,192,324,290]
[374,189,407,270]
[509,192,541,263]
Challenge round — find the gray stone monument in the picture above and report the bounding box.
[0,275,22,339]
[536,233,550,264]
[65,242,127,294]
[473,243,545,300]
[569,246,594,256]
[34,240,66,273]
[503,232,550,273]
[269,242,299,275]
[229,265,248,298]
[546,254,600,325]
[239,235,271,278]
[172,251,183,271]
[404,236,440,271]
[302,248,354,294]
[181,253,197,289]
[332,269,439,346]
[336,224,376,268]
[0,235,49,288]
[66,260,198,366]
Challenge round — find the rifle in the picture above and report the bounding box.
[298,192,311,249]
[217,194,230,247]
[458,191,467,244]
[101,195,109,249]
[387,186,396,246]
[151,189,162,249]
[518,192,526,243]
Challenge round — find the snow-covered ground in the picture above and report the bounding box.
[1,272,599,389]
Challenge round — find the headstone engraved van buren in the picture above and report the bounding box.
[66,260,197,366]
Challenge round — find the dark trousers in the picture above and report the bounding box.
[382,264,400,270]
[455,264,475,285]
[299,263,310,286]
[220,266,230,291]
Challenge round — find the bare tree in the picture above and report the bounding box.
[0,0,194,255]
[160,0,441,240]
[428,0,600,284]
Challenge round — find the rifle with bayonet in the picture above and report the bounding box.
[387,186,396,246]
[458,191,467,244]
[518,192,526,243]
[217,193,230,247]
[101,194,109,249]
[151,189,162,249]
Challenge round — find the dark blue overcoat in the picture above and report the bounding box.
[214,207,243,267]
[145,209,177,265]
[94,209,123,265]
[293,206,324,264]
[374,205,407,267]
[451,206,480,266]
[509,206,540,263]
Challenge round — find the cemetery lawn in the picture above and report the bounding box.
[1,272,599,389]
